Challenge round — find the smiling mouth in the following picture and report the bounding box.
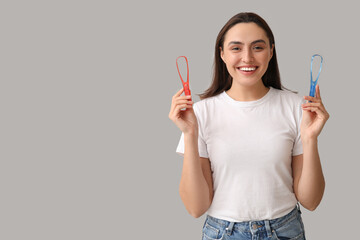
[237,66,258,72]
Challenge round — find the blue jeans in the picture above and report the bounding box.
[202,204,306,240]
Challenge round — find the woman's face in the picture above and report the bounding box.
[220,23,274,87]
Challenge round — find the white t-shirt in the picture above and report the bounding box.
[176,87,305,222]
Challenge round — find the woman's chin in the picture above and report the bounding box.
[231,77,264,88]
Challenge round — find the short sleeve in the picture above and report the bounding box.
[175,132,209,158]
[175,103,209,158]
[292,98,306,156]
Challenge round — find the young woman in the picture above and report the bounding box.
[168,12,329,240]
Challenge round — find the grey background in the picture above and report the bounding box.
[1,0,359,239]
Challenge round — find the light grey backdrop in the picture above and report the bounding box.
[1,0,359,239]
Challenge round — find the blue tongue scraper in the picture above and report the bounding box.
[309,54,323,97]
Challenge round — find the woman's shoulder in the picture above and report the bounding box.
[193,92,224,109]
[271,87,304,105]
[192,92,224,118]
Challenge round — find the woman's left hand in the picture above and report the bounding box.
[301,85,330,140]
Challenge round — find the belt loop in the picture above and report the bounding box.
[225,221,235,236]
[296,202,302,214]
[264,220,272,238]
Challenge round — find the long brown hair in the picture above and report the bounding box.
[198,12,287,100]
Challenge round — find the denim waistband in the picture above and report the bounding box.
[206,204,301,233]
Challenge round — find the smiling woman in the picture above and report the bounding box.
[220,22,274,100]
[199,12,282,101]
[169,12,329,240]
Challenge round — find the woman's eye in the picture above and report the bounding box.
[254,46,264,50]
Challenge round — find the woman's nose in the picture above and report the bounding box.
[242,48,254,63]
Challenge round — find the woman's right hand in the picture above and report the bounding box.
[168,88,198,134]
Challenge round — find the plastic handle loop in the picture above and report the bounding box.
[309,54,323,97]
[176,56,191,100]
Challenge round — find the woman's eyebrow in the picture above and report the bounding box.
[228,39,266,46]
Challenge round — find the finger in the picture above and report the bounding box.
[174,88,184,98]
[172,90,190,107]
[302,102,321,108]
[177,95,192,100]
[176,103,193,112]
[170,101,192,118]
[316,85,321,99]
[170,90,185,113]
[172,96,192,107]
[176,99,194,106]
[303,95,320,103]
[170,98,192,114]
[303,97,328,114]
[302,102,327,113]
[302,106,327,118]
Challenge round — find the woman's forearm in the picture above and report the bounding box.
[179,132,211,218]
[297,137,325,210]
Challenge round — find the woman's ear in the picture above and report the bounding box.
[220,47,225,63]
[270,44,274,59]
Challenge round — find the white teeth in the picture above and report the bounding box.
[239,67,256,71]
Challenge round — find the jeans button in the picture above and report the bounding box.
[252,224,262,230]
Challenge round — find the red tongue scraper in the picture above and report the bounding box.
[176,56,192,101]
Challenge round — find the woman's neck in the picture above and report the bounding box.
[225,82,270,102]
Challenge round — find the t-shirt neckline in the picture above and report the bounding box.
[220,87,274,108]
